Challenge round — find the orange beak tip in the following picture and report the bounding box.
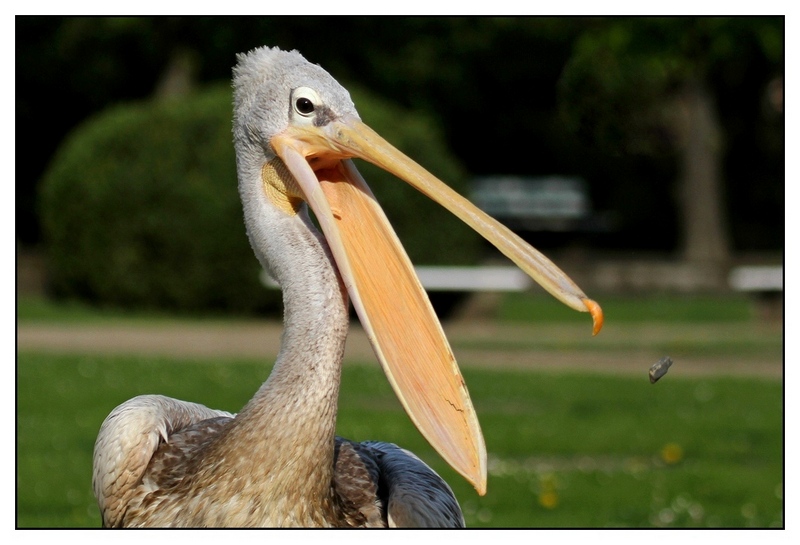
[583,298,604,336]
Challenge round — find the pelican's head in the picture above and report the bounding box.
[233,47,357,165]
[232,46,603,496]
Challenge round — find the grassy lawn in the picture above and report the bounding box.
[497,291,758,323]
[17,352,782,528]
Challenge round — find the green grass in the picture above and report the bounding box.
[17,352,783,528]
[18,291,760,324]
[498,292,757,323]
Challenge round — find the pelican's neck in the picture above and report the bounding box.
[241,202,349,426]
[217,150,349,517]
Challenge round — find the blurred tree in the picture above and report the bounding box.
[558,17,783,265]
[17,16,273,244]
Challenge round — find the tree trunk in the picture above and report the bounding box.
[153,47,198,100]
[674,78,731,266]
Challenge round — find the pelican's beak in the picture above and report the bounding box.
[270,116,603,496]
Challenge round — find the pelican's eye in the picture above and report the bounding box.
[292,87,321,118]
[295,97,314,115]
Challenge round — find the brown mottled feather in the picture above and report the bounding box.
[92,395,234,527]
[138,417,233,503]
[333,439,384,526]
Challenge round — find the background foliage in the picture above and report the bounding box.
[18,16,783,254]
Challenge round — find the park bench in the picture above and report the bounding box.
[728,265,783,294]
[262,265,531,293]
[728,265,783,319]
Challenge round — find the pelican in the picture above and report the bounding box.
[92,46,603,528]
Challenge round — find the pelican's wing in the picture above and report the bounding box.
[333,438,385,527]
[92,394,234,527]
[333,438,465,528]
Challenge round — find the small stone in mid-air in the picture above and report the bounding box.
[649,356,673,384]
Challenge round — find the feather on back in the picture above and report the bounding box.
[92,395,233,527]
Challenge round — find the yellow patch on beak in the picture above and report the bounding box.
[262,158,304,215]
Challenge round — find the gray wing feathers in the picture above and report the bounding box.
[364,441,466,528]
[334,439,465,528]
[92,394,233,527]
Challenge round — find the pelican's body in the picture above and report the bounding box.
[92,46,602,527]
[94,398,463,526]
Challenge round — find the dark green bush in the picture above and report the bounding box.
[39,83,479,315]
